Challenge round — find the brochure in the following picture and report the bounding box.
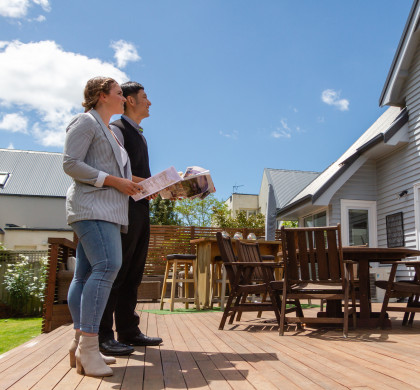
[132,166,215,201]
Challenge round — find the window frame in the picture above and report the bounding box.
[340,199,377,247]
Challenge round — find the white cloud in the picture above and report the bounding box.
[0,0,50,18]
[321,89,349,111]
[280,118,290,131]
[110,40,140,68]
[0,113,28,133]
[271,118,295,139]
[33,14,45,22]
[271,129,291,139]
[0,40,129,147]
[219,130,238,139]
[7,142,14,149]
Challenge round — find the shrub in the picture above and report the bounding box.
[3,255,48,314]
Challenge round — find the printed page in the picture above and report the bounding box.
[160,172,216,200]
[183,166,210,178]
[132,166,181,201]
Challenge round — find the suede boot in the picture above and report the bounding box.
[69,332,116,368]
[75,335,113,377]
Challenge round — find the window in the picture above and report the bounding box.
[386,212,404,248]
[303,211,327,227]
[348,209,369,246]
[0,172,9,188]
[341,200,377,247]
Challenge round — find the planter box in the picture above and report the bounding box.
[137,279,161,301]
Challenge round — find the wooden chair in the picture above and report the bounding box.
[375,260,420,328]
[160,254,200,311]
[210,253,276,310]
[235,241,282,320]
[216,232,297,330]
[272,225,357,337]
[42,237,77,333]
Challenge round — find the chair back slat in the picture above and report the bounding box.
[285,230,299,280]
[315,230,329,280]
[327,229,340,279]
[297,230,310,280]
[281,225,343,284]
[236,241,266,282]
[216,232,238,286]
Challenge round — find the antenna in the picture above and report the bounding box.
[232,184,244,193]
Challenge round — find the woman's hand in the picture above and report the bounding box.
[104,175,143,196]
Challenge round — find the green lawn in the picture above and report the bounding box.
[0,318,42,355]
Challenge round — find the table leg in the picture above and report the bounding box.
[196,242,212,308]
[358,260,371,323]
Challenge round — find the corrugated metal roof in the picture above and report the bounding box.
[264,168,320,209]
[0,149,72,197]
[283,106,403,210]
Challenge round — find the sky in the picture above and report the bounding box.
[0,0,414,202]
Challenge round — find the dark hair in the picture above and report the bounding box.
[82,77,116,112]
[121,81,144,98]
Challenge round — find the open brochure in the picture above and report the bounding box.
[131,166,215,201]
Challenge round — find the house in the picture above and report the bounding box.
[0,149,73,250]
[277,0,420,279]
[277,106,407,247]
[226,168,320,226]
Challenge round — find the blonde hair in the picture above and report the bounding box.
[82,77,116,112]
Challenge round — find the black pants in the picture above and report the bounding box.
[99,199,150,341]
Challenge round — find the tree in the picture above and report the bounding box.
[212,205,266,229]
[149,195,180,225]
[174,194,225,227]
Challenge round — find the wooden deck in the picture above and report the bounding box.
[1,302,420,390]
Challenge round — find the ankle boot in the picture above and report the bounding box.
[69,332,116,368]
[75,335,113,377]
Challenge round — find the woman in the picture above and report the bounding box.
[63,77,142,377]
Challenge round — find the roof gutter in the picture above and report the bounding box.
[379,0,419,107]
[276,194,312,217]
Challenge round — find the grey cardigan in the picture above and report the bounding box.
[63,109,132,230]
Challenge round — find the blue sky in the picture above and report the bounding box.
[0,0,413,201]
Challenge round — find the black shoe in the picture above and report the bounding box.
[99,339,135,356]
[118,333,163,347]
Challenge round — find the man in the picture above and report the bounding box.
[99,81,162,356]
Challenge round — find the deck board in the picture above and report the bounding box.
[1,303,420,389]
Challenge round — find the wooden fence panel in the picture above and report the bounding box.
[145,225,279,275]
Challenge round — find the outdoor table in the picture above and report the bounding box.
[341,246,420,327]
[190,237,282,308]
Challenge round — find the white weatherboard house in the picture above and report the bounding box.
[278,0,420,282]
[0,149,73,250]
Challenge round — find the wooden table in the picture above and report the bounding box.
[340,246,420,327]
[190,238,282,308]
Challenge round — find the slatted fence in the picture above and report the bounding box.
[145,225,280,275]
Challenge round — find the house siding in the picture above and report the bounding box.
[329,160,378,226]
[384,39,420,277]
[376,145,417,249]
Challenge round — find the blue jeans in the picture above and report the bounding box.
[68,220,122,334]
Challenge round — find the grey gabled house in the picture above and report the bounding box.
[278,0,420,280]
[0,148,73,250]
